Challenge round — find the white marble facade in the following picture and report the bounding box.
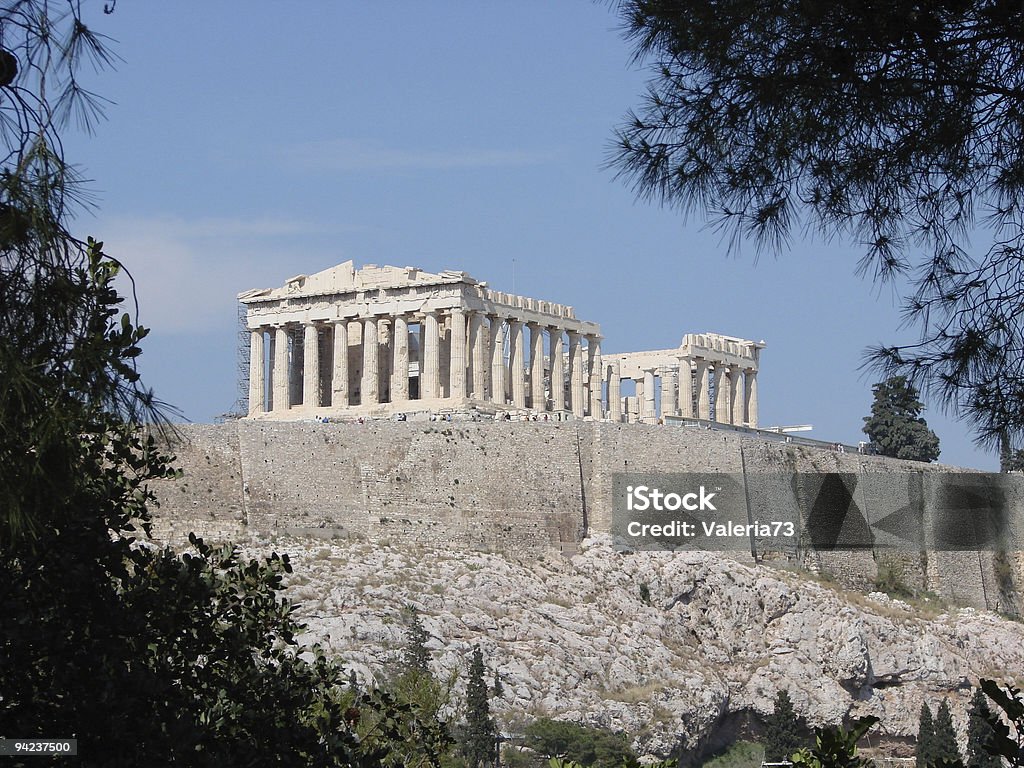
[239,261,763,425]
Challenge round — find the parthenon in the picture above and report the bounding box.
[239,261,764,425]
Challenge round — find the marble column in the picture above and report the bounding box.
[568,331,585,417]
[489,317,506,405]
[660,366,677,419]
[529,322,545,410]
[745,369,759,428]
[450,308,467,400]
[272,325,289,411]
[695,358,710,420]
[422,311,440,399]
[549,327,565,411]
[642,368,656,422]
[607,360,622,422]
[361,317,379,405]
[728,365,742,425]
[587,337,602,419]
[438,314,451,399]
[469,311,487,400]
[507,319,526,408]
[248,329,264,415]
[378,317,391,403]
[713,363,729,423]
[392,314,409,403]
[303,324,320,408]
[418,322,426,395]
[678,357,693,417]
[628,395,640,423]
[288,327,302,406]
[332,321,349,407]
[347,319,361,402]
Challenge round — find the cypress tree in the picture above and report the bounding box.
[933,700,962,765]
[463,645,497,768]
[917,703,936,768]
[764,690,804,761]
[862,377,941,462]
[967,688,1001,768]
[403,608,431,675]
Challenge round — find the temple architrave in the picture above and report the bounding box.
[239,261,764,425]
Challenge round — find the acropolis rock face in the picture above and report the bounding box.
[239,261,764,426]
[254,533,1024,760]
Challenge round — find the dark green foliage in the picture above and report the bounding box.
[790,716,878,768]
[462,645,497,768]
[384,615,454,768]
[356,683,453,768]
[608,0,1024,451]
[934,700,963,765]
[492,669,504,698]
[863,377,941,462]
[0,245,368,765]
[702,740,765,768]
[403,606,432,675]
[522,718,639,768]
[967,688,1001,768]
[874,557,913,598]
[639,582,652,605]
[978,679,1024,767]
[918,703,937,768]
[764,690,805,761]
[793,688,1024,768]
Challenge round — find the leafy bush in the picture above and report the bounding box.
[523,718,638,768]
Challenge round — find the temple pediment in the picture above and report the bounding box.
[238,260,479,302]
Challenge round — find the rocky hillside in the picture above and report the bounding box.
[244,534,1024,759]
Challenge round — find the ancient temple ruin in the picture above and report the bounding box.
[239,261,763,425]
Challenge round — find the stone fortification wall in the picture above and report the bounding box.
[240,420,584,551]
[151,424,246,544]
[149,421,1023,612]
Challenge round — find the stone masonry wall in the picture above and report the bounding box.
[237,420,584,552]
[149,421,1023,611]
[150,424,246,544]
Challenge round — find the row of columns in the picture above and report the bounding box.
[248,318,759,427]
[602,358,758,427]
[249,310,603,416]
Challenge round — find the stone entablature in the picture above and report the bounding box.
[239,261,764,426]
[239,262,587,329]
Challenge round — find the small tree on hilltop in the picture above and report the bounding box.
[863,377,941,462]
[917,703,937,768]
[967,687,1001,768]
[765,690,805,761]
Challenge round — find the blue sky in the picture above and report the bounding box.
[63,2,996,469]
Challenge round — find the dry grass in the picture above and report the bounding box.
[601,680,665,703]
